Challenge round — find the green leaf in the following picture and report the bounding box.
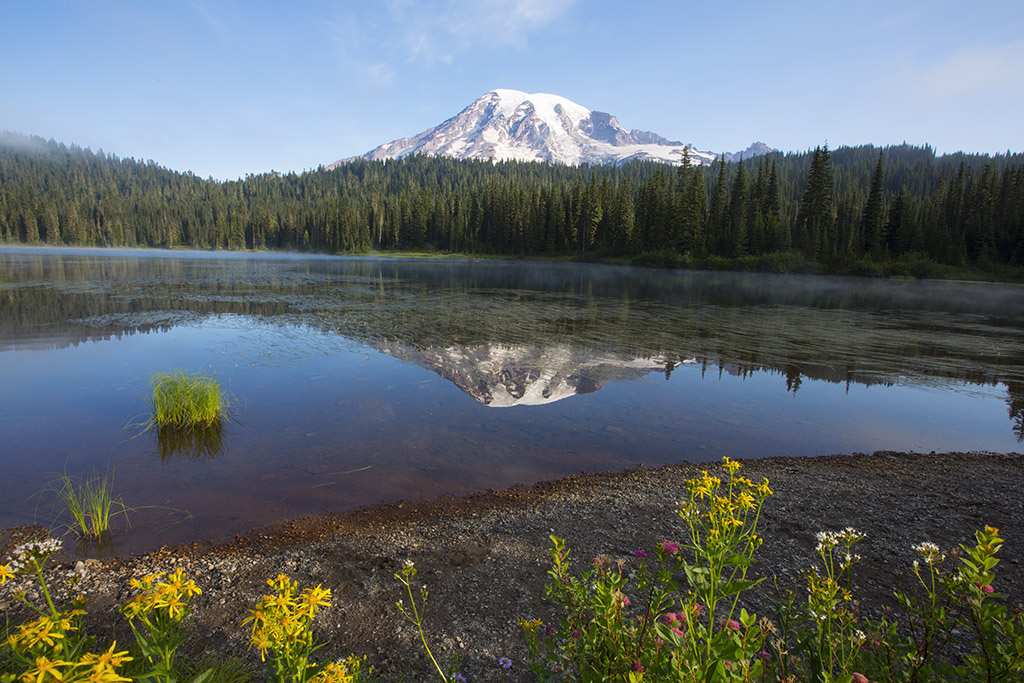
[683,564,710,592]
[724,553,754,568]
[721,577,763,596]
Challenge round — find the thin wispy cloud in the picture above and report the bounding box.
[870,0,952,34]
[328,0,576,81]
[913,39,1024,100]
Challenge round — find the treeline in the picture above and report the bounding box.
[2,131,1023,276]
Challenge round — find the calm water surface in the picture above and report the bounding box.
[2,247,1022,555]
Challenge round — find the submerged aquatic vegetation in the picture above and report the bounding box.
[150,371,224,430]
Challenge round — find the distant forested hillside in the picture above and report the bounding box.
[2,131,1022,278]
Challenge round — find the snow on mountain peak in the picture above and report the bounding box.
[331,90,773,168]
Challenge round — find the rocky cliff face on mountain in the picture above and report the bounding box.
[331,89,772,168]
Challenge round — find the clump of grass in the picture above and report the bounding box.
[50,467,129,539]
[151,371,224,430]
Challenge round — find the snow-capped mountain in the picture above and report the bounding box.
[331,89,772,168]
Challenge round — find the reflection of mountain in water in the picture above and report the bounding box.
[382,343,667,406]
[3,248,1024,432]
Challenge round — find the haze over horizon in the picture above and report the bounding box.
[2,1,1021,180]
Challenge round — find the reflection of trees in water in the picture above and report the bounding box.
[154,423,224,462]
[1007,382,1024,442]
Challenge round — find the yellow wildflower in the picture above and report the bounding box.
[0,563,14,584]
[137,572,164,590]
[301,585,332,611]
[163,592,186,619]
[736,491,755,510]
[88,643,133,673]
[251,634,270,662]
[22,656,66,683]
[311,661,355,683]
[269,574,292,592]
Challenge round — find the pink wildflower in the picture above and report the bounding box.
[620,595,630,606]
[726,620,740,631]
[634,550,648,559]
[570,630,581,639]
[851,674,869,683]
[982,584,994,594]
[661,541,679,554]
[671,627,684,637]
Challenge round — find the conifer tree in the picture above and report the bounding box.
[729,159,748,257]
[708,157,729,255]
[677,151,706,256]
[861,151,886,257]
[765,158,787,251]
[796,144,835,259]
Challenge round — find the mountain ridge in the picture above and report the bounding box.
[330,90,772,169]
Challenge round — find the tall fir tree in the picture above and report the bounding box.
[728,159,748,257]
[861,151,886,258]
[796,144,835,259]
[708,157,730,255]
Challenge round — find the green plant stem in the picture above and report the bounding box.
[402,577,446,682]
[32,557,59,617]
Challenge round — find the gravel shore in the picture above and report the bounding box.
[2,451,1023,682]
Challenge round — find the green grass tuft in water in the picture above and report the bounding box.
[49,468,129,539]
[151,371,224,429]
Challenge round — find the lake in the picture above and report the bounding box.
[2,247,1022,555]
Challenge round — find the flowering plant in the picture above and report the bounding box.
[523,457,772,682]
[799,528,867,680]
[1,537,132,683]
[859,526,1024,682]
[395,561,463,683]
[242,574,345,683]
[119,568,203,683]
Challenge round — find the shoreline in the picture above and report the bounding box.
[4,243,1022,285]
[3,450,1023,681]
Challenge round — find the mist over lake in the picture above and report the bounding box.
[2,247,1022,555]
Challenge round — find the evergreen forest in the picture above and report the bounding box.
[2,131,1023,279]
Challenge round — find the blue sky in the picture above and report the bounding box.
[2,0,1022,179]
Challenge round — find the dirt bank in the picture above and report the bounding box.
[2,451,1023,681]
